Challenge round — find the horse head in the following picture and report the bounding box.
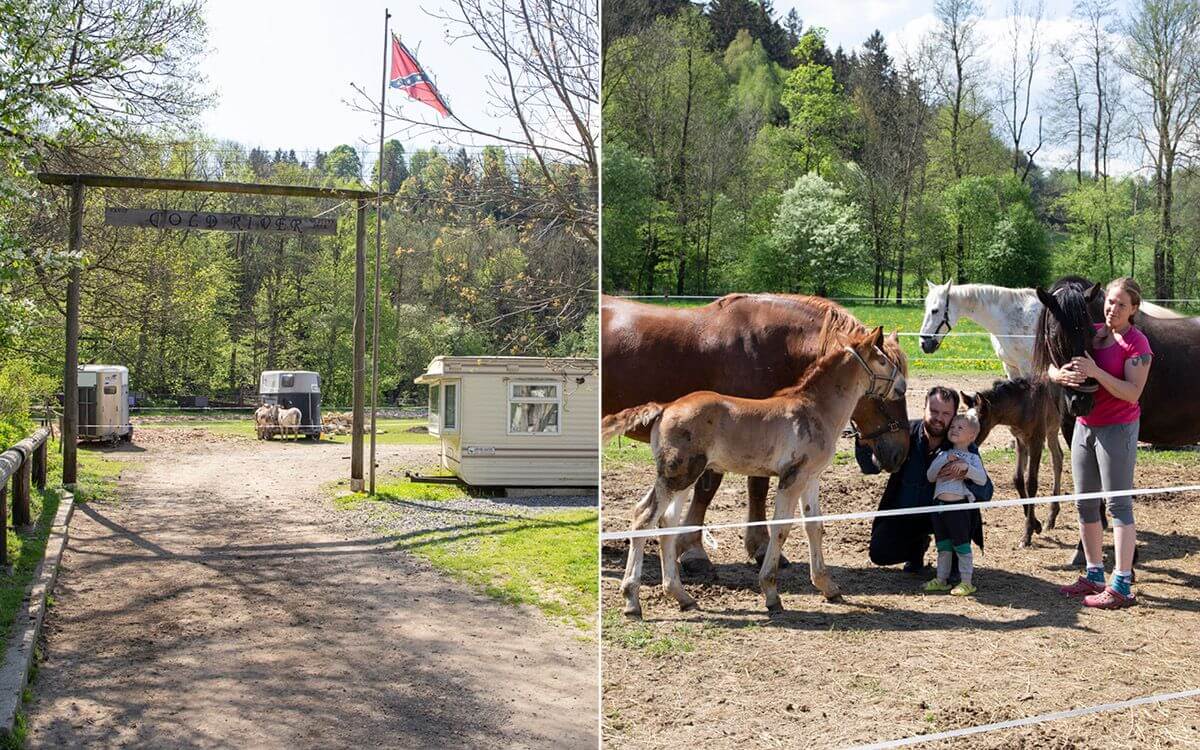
[919,280,955,354]
[849,329,910,472]
[1035,277,1101,417]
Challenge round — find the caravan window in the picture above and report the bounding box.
[281,374,295,388]
[443,383,458,430]
[429,384,442,434]
[508,382,560,435]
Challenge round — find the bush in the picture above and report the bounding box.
[0,360,54,449]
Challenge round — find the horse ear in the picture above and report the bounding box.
[1086,282,1103,303]
[960,390,976,408]
[926,279,936,290]
[868,325,884,349]
[1035,287,1060,314]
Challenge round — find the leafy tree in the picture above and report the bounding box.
[601,141,655,292]
[325,145,363,184]
[781,29,851,173]
[370,139,408,193]
[764,173,865,296]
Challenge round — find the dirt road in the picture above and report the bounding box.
[27,432,597,749]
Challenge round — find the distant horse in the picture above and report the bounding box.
[602,293,911,571]
[253,404,276,440]
[277,407,302,441]
[960,378,1063,547]
[603,327,906,617]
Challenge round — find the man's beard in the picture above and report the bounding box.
[925,420,948,438]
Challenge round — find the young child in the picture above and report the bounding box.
[923,411,989,596]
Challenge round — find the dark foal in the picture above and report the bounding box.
[961,378,1064,547]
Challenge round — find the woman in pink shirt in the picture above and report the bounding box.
[1048,277,1153,609]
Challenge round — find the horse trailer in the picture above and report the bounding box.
[415,356,598,488]
[258,370,322,438]
[77,365,133,443]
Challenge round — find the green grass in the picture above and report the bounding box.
[136,417,438,445]
[602,610,724,656]
[394,509,598,629]
[634,297,1007,376]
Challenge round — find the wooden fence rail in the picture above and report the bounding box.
[0,427,51,568]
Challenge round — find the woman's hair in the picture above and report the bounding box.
[1107,276,1143,308]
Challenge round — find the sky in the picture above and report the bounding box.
[197,0,519,165]
[197,0,1144,173]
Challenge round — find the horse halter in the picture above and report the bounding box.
[1040,307,1100,394]
[844,345,902,400]
[930,301,952,337]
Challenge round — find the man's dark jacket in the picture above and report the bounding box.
[856,419,992,564]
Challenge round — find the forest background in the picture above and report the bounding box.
[0,0,597,447]
[601,0,1200,307]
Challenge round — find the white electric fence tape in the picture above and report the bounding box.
[600,484,1200,542]
[847,687,1200,749]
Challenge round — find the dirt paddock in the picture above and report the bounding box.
[601,376,1200,749]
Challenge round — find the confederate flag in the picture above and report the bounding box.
[389,33,451,117]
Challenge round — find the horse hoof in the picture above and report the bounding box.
[1069,548,1087,567]
[766,602,785,616]
[753,553,791,569]
[823,592,843,603]
[681,557,714,576]
[680,600,699,612]
[622,606,643,620]
[1019,538,1031,549]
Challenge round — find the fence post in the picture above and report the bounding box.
[12,457,30,529]
[33,439,47,490]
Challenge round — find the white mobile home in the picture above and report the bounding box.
[76,365,132,442]
[415,356,598,487]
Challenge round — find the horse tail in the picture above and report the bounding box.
[601,403,664,444]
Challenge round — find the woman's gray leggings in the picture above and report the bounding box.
[1071,419,1139,527]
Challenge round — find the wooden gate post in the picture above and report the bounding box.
[63,180,84,486]
[350,199,366,491]
[13,459,30,529]
[33,440,47,490]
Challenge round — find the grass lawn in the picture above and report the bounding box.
[335,477,598,629]
[137,417,438,445]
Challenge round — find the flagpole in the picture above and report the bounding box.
[369,8,390,495]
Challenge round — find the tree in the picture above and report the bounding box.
[766,173,865,296]
[324,145,363,184]
[996,0,1044,181]
[781,28,851,173]
[926,0,989,282]
[370,140,408,193]
[1120,0,1200,297]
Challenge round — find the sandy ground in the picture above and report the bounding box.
[601,375,1200,749]
[26,431,598,749]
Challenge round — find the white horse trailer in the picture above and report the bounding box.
[415,356,598,488]
[77,365,132,443]
[259,370,322,438]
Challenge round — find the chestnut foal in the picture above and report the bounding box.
[602,327,906,617]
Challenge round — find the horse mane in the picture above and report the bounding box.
[979,376,1057,403]
[1033,277,1092,372]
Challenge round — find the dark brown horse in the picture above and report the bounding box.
[1036,276,1200,445]
[960,377,1064,548]
[602,293,911,569]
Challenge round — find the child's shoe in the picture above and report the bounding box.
[923,578,952,593]
[1059,576,1105,598]
[950,582,977,597]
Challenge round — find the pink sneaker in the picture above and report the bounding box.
[1083,587,1136,609]
[1059,576,1105,598]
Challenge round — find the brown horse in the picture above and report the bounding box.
[603,327,906,616]
[960,378,1064,547]
[602,293,911,569]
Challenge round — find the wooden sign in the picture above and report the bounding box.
[104,207,337,235]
